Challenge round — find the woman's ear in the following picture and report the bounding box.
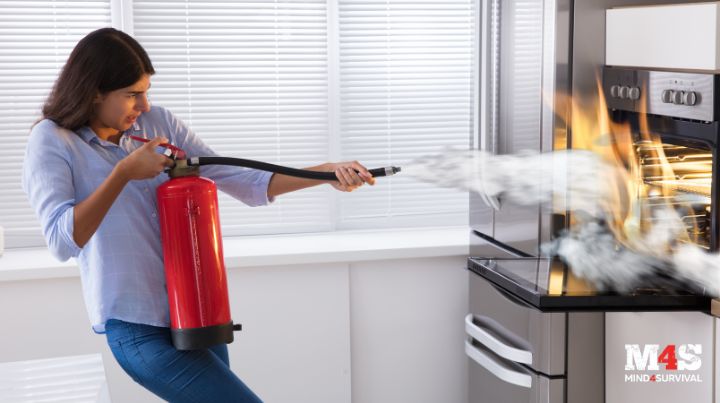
[93,92,105,104]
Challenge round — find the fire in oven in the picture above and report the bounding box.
[602,67,720,252]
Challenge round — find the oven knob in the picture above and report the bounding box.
[610,85,620,98]
[618,86,629,99]
[672,90,684,105]
[683,91,698,106]
[661,89,674,103]
[628,87,641,100]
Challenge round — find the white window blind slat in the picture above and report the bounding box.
[337,0,473,228]
[133,0,332,237]
[0,1,475,249]
[0,354,108,403]
[0,0,111,249]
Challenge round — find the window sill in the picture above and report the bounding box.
[0,226,469,282]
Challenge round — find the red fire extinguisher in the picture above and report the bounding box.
[139,136,400,350]
[157,166,240,350]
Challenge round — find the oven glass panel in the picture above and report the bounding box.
[636,141,712,250]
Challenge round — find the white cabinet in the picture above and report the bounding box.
[0,263,353,403]
[716,318,720,403]
[0,277,147,402]
[348,256,469,403]
[226,263,352,403]
[606,312,714,403]
[227,255,469,403]
[0,255,469,403]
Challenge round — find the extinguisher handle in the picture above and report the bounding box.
[128,135,187,159]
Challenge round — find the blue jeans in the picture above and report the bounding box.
[105,319,263,403]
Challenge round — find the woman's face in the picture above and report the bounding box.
[92,74,151,134]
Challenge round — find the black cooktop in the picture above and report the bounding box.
[468,257,712,312]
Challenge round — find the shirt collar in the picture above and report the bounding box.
[76,126,100,144]
[76,122,141,147]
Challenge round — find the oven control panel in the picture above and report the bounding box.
[603,66,718,122]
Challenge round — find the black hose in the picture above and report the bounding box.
[187,156,400,181]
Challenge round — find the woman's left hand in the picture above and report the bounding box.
[324,161,376,191]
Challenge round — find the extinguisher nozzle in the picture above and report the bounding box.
[368,166,401,177]
[233,323,242,332]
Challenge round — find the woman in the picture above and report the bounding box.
[22,27,374,403]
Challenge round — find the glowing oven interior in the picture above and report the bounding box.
[636,141,713,250]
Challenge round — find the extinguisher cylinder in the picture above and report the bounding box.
[157,175,240,350]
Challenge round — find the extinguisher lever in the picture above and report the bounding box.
[128,135,187,159]
[233,323,242,332]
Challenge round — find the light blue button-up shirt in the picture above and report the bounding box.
[22,106,274,333]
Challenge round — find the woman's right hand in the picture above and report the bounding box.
[115,136,175,181]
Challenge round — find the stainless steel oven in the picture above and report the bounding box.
[466,254,710,403]
[466,261,567,403]
[470,0,579,399]
[466,257,611,403]
[602,66,720,251]
[469,1,719,403]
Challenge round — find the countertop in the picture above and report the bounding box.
[0,226,469,282]
[468,257,713,312]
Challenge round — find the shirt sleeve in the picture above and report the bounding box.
[162,108,275,206]
[21,123,82,261]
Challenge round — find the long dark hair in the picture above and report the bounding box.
[41,28,155,131]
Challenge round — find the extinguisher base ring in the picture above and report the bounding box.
[171,320,240,350]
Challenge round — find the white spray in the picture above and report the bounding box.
[401,147,718,296]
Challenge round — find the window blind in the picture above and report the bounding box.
[1,1,475,250]
[0,353,108,403]
[0,0,112,248]
[336,0,474,229]
[132,0,333,236]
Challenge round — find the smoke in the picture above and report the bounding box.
[403,148,719,296]
[672,246,720,296]
[403,148,619,217]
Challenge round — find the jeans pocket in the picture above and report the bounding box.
[105,319,131,347]
[108,339,146,387]
[106,320,147,386]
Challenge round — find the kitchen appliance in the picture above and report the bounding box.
[602,66,720,251]
[467,257,711,403]
[468,0,588,400]
[598,27,720,403]
[469,1,718,402]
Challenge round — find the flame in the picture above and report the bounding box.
[557,77,711,254]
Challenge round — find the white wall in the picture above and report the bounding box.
[0,255,468,403]
[226,262,353,403]
[349,257,469,403]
